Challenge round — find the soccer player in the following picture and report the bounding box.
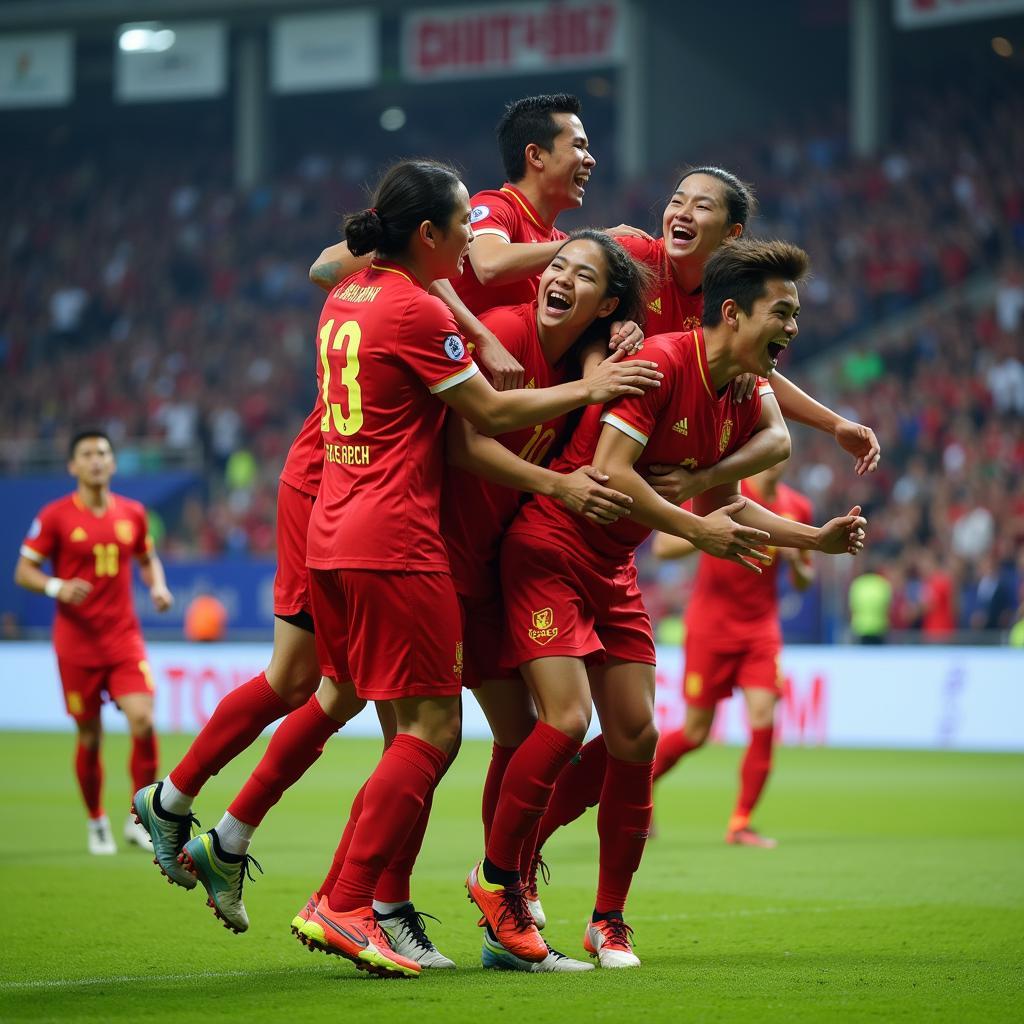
[14,430,173,855]
[651,458,815,847]
[278,159,658,979]
[470,239,866,968]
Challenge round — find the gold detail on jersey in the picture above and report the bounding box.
[67,692,84,716]
[526,378,536,389]
[682,315,701,330]
[114,520,135,545]
[679,457,698,470]
[719,419,733,453]
[528,607,559,646]
[517,424,557,466]
[672,418,688,435]
[93,543,120,577]
[320,318,364,437]
[684,671,703,698]
[139,660,156,692]
[325,443,371,466]
[648,297,662,314]
[453,642,464,680]
[70,527,88,543]
[333,283,382,304]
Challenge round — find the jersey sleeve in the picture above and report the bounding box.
[401,294,479,394]
[468,191,521,243]
[134,504,155,558]
[756,376,774,397]
[615,234,658,265]
[727,389,764,455]
[599,342,675,446]
[20,505,57,565]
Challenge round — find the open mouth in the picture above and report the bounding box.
[573,173,589,193]
[670,224,696,244]
[767,339,789,367]
[545,289,573,315]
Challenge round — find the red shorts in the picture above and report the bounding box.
[500,531,655,669]
[682,639,783,708]
[274,480,315,617]
[57,655,156,722]
[459,591,515,689]
[309,568,463,701]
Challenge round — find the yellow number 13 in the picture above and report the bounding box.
[319,319,363,436]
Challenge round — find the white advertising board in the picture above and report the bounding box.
[0,643,1020,752]
[271,11,379,93]
[0,33,73,108]
[115,22,226,102]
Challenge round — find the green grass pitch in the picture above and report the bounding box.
[0,731,1021,1023]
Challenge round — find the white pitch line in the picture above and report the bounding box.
[0,964,337,992]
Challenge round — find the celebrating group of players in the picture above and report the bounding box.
[18,94,878,978]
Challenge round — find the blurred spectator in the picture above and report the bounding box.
[848,558,893,644]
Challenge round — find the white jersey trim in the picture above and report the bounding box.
[470,228,511,242]
[601,411,649,447]
[430,362,479,394]
[20,545,44,563]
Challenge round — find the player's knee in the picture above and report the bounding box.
[684,721,711,747]
[540,707,589,744]
[316,681,366,723]
[76,724,101,750]
[129,715,154,739]
[608,719,659,761]
[272,666,322,708]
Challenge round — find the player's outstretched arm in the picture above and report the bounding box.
[468,234,567,287]
[592,425,772,572]
[138,551,173,612]
[771,372,881,475]
[647,396,791,505]
[442,347,662,438]
[309,241,372,291]
[445,416,632,525]
[13,555,91,604]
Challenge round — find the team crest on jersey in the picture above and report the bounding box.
[28,517,41,539]
[470,205,490,224]
[682,315,701,329]
[648,297,662,314]
[115,520,135,545]
[70,526,88,543]
[672,418,688,435]
[528,607,558,646]
[685,671,703,698]
[453,642,464,680]
[719,420,733,453]
[444,334,465,361]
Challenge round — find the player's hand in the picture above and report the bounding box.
[815,506,867,555]
[731,373,759,402]
[834,419,881,475]
[554,466,633,524]
[608,320,644,354]
[582,346,662,403]
[150,585,174,613]
[475,327,524,391]
[58,578,93,605]
[692,499,773,573]
[646,464,707,505]
[603,224,655,241]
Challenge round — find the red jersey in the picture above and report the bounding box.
[442,301,569,599]
[278,405,323,497]
[453,184,568,315]
[617,235,703,335]
[305,260,478,573]
[686,479,814,650]
[20,493,152,667]
[510,329,769,569]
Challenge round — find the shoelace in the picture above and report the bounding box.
[389,908,441,952]
[236,853,263,897]
[175,811,201,848]
[598,918,635,950]
[527,852,550,894]
[495,884,535,931]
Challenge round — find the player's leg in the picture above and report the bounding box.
[76,715,115,855]
[653,702,715,779]
[584,658,658,968]
[117,688,157,850]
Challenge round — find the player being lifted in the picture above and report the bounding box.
[651,457,814,847]
[470,239,866,968]
[15,430,173,855]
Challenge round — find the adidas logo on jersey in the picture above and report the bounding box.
[672,418,688,435]
[70,527,88,542]
[648,297,662,314]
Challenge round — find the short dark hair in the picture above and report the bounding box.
[701,239,810,327]
[675,166,757,228]
[497,94,582,182]
[344,159,464,258]
[69,429,112,459]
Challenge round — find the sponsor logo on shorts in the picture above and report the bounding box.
[444,334,465,361]
[719,420,733,453]
[684,671,703,698]
[67,692,84,716]
[115,519,135,545]
[528,607,559,646]
[70,526,88,542]
[678,457,698,470]
[470,204,490,224]
[453,642,463,680]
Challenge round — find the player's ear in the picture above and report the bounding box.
[419,220,436,249]
[596,295,619,319]
[726,222,743,240]
[524,143,544,172]
[722,298,740,328]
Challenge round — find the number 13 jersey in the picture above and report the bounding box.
[305,261,478,573]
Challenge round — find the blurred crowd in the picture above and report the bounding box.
[1,87,1021,635]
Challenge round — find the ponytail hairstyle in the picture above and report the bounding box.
[343,159,464,258]
[674,165,757,229]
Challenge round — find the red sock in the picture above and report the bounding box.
[75,743,103,818]
[481,743,516,845]
[328,734,448,912]
[316,781,366,900]
[519,818,542,882]
[534,734,607,852]
[170,672,291,796]
[228,696,342,827]
[485,721,581,874]
[732,725,774,829]
[595,756,654,914]
[129,732,158,792]
[653,728,701,780]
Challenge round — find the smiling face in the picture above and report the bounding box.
[429,182,474,278]
[730,278,801,377]
[537,112,596,210]
[662,172,741,269]
[537,238,619,333]
[69,436,115,488]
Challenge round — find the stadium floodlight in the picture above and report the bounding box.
[380,107,406,132]
[118,23,177,53]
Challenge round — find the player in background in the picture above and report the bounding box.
[471,239,866,968]
[269,158,658,979]
[651,458,815,847]
[14,430,172,855]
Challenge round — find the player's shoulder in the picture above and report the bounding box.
[404,286,456,327]
[480,302,536,346]
[637,332,689,367]
[468,187,514,225]
[37,493,76,520]
[113,493,147,517]
[616,233,661,264]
